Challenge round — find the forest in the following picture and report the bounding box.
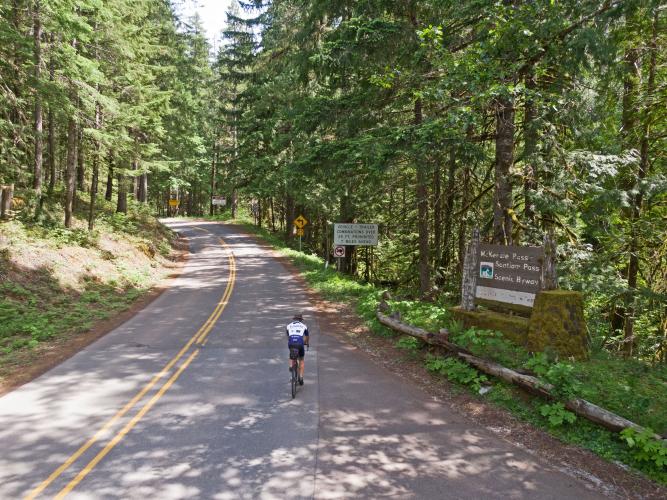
[0,0,665,363]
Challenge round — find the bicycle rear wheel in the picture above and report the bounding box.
[291,360,298,399]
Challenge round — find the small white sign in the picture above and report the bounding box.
[333,245,345,258]
[475,285,536,307]
[333,223,378,246]
[212,196,226,206]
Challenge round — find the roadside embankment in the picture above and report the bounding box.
[0,197,186,394]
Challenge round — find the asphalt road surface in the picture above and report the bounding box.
[0,220,607,499]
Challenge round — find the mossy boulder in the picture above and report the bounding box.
[450,306,529,346]
[527,290,588,359]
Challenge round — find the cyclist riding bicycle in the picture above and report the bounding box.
[286,314,309,385]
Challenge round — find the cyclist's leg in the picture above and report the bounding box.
[288,344,294,371]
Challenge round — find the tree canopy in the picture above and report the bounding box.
[1,0,665,362]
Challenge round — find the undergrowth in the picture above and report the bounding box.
[0,192,175,365]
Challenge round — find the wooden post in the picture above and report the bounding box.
[1,184,14,220]
[461,227,480,311]
[542,231,558,290]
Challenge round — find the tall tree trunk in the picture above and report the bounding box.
[47,106,55,194]
[105,160,114,201]
[33,1,43,199]
[457,162,471,276]
[433,159,443,273]
[414,98,430,297]
[523,72,538,223]
[76,126,85,191]
[285,192,294,241]
[46,34,56,195]
[116,171,127,214]
[339,189,355,274]
[623,13,658,357]
[270,197,276,231]
[493,96,515,245]
[64,116,77,228]
[130,158,138,200]
[137,172,147,203]
[209,146,216,215]
[409,1,430,297]
[88,103,100,230]
[442,149,457,269]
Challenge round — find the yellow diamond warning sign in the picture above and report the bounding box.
[294,215,308,229]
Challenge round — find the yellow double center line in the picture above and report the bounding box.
[26,230,236,499]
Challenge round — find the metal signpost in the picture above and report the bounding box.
[475,243,544,307]
[294,215,308,252]
[168,198,179,216]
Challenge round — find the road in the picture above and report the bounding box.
[0,220,606,499]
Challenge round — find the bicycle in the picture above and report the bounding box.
[289,346,300,399]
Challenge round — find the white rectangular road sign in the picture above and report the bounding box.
[334,223,378,246]
[212,196,226,206]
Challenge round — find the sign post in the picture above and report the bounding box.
[293,215,308,252]
[168,198,179,216]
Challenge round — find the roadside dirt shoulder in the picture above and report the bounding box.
[235,225,667,500]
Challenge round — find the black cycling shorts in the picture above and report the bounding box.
[288,343,305,359]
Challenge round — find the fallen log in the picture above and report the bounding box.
[377,308,663,441]
[377,310,472,356]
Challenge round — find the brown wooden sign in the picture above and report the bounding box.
[476,243,544,307]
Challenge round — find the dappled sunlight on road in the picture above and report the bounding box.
[0,221,605,499]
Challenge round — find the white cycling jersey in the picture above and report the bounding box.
[286,321,309,344]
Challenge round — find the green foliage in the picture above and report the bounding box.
[396,336,421,351]
[523,352,551,377]
[425,355,488,392]
[542,362,583,400]
[452,327,528,367]
[620,428,667,472]
[388,300,450,332]
[48,228,99,248]
[539,402,577,427]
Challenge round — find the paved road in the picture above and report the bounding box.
[0,220,607,499]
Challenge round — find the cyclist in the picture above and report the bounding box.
[286,314,309,385]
